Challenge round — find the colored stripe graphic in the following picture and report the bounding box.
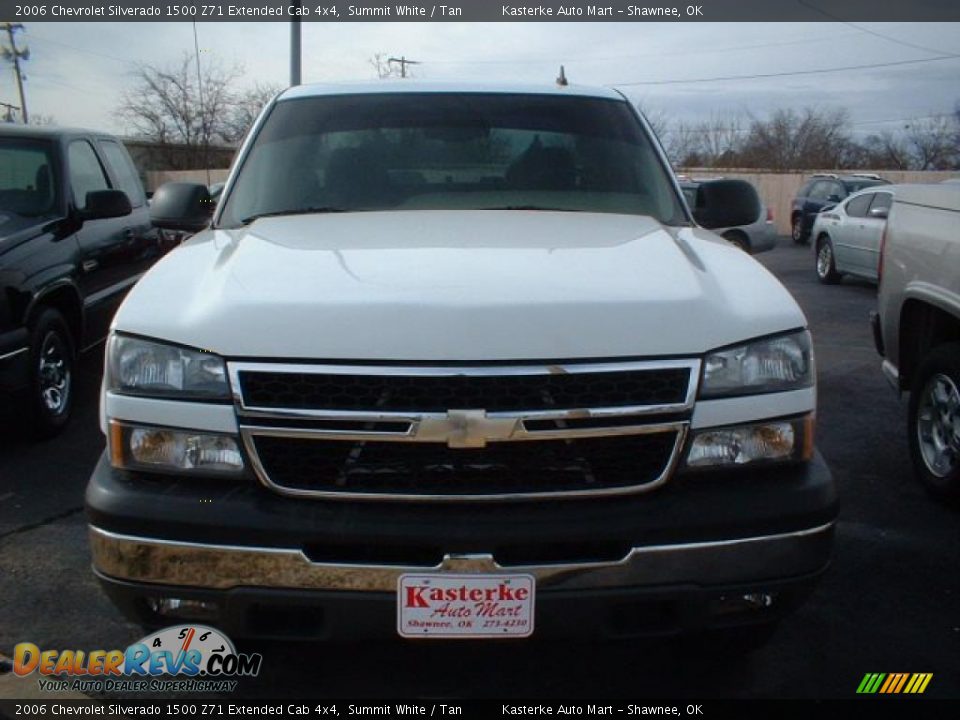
[857,673,932,694]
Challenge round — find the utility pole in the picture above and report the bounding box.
[290,1,301,86]
[387,56,420,78]
[191,22,211,186]
[1,101,19,123]
[2,23,29,124]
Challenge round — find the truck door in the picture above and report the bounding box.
[67,138,144,347]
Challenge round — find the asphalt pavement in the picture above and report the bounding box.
[1,236,957,699]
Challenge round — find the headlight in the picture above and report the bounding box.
[684,415,814,469]
[701,330,813,398]
[108,334,229,400]
[109,421,244,475]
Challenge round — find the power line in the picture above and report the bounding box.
[840,22,958,57]
[26,33,130,65]
[797,1,958,57]
[659,113,954,136]
[424,30,864,66]
[851,113,953,127]
[612,54,960,87]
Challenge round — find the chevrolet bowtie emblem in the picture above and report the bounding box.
[416,410,519,448]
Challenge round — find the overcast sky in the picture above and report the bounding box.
[4,21,959,137]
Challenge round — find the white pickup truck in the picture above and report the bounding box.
[873,182,960,502]
[85,82,836,644]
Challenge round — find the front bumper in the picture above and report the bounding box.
[87,450,836,639]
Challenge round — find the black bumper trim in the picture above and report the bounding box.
[96,568,828,642]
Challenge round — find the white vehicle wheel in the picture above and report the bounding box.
[816,238,841,284]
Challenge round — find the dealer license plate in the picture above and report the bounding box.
[397,573,535,638]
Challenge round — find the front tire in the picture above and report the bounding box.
[816,237,841,284]
[721,230,749,252]
[908,343,960,503]
[20,308,76,439]
[791,215,807,245]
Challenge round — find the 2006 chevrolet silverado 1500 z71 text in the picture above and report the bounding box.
[872,182,960,502]
[86,83,836,642]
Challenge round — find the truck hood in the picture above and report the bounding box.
[113,211,805,360]
[0,213,50,255]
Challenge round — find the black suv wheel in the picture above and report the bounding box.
[21,308,75,438]
[791,215,807,245]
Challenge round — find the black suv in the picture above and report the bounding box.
[791,173,890,244]
[0,125,174,437]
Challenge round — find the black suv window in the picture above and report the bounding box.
[809,181,833,201]
[68,140,110,210]
[100,140,145,208]
[845,193,874,218]
[843,179,888,194]
[0,137,58,217]
[824,182,845,202]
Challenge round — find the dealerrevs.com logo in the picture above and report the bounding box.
[13,625,261,693]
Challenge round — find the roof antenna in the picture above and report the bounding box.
[556,65,568,87]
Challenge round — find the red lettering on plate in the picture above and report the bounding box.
[405,586,429,608]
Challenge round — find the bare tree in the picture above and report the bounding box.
[370,53,403,79]
[696,113,744,167]
[665,120,703,167]
[636,103,668,141]
[904,115,957,170]
[861,130,912,170]
[223,82,284,144]
[739,108,852,171]
[118,53,242,169]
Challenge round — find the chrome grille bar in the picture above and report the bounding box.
[227,358,700,501]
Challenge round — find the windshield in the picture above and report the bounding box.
[844,179,888,193]
[219,92,686,228]
[0,138,59,219]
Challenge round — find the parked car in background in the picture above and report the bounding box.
[680,178,776,253]
[872,183,960,502]
[812,185,897,284]
[791,173,890,244]
[0,125,171,437]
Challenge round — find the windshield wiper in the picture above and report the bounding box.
[239,207,347,225]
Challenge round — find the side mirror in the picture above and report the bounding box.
[83,189,132,220]
[827,194,843,203]
[149,182,212,233]
[820,203,837,213]
[691,179,761,230]
[869,207,888,219]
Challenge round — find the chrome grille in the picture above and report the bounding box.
[229,359,699,501]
